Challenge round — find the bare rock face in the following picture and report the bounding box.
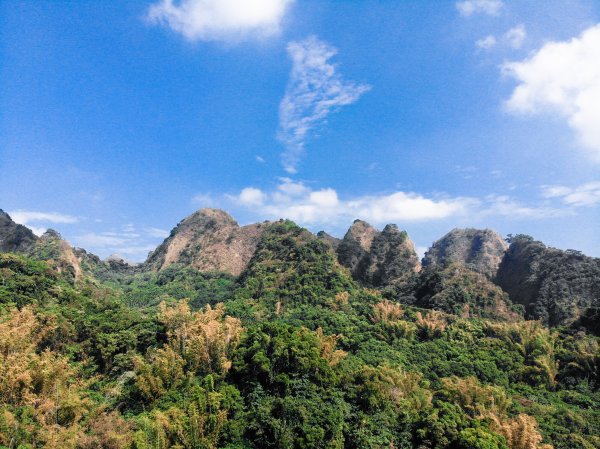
[29,229,84,281]
[337,220,420,287]
[422,228,508,279]
[337,220,379,277]
[0,209,37,253]
[362,224,422,287]
[144,208,269,276]
[496,236,600,328]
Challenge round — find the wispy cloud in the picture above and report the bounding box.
[191,193,215,207]
[456,0,504,17]
[476,35,497,50]
[482,195,570,219]
[504,25,526,49]
[147,0,293,42]
[8,210,79,236]
[542,181,600,207]
[9,210,79,225]
[73,223,169,261]
[504,24,600,162]
[278,36,371,173]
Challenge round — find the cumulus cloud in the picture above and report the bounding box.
[476,35,497,50]
[278,36,371,173]
[504,24,600,162]
[147,0,293,42]
[504,25,526,49]
[228,179,473,225]
[225,179,583,227]
[456,0,504,17]
[542,181,600,206]
[234,187,267,206]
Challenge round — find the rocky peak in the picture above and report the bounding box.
[30,229,83,281]
[496,236,600,328]
[361,224,421,287]
[422,228,508,279]
[0,209,38,253]
[337,219,379,276]
[144,208,269,276]
[316,231,341,252]
[105,253,126,263]
[346,220,378,251]
[337,220,420,287]
[41,229,62,239]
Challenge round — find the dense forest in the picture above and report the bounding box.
[0,216,599,449]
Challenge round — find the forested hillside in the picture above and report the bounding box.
[0,213,599,449]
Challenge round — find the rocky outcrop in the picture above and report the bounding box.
[362,224,421,287]
[496,236,600,327]
[144,208,269,276]
[29,229,84,281]
[422,228,508,279]
[414,264,521,321]
[336,220,379,277]
[0,210,37,253]
[316,231,341,252]
[336,220,420,287]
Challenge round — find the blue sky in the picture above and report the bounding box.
[1,0,599,261]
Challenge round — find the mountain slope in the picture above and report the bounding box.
[144,208,270,276]
[0,210,37,253]
[423,228,508,279]
[336,220,420,288]
[496,235,600,327]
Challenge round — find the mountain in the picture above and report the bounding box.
[413,263,522,321]
[1,208,599,449]
[28,229,85,281]
[0,209,37,253]
[316,230,341,251]
[144,208,270,276]
[336,219,378,277]
[336,220,420,287]
[496,235,600,328]
[422,228,508,279]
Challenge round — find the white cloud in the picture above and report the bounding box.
[228,179,473,225]
[8,210,79,236]
[191,193,214,206]
[255,155,266,163]
[278,36,371,173]
[504,24,600,162]
[147,0,293,42]
[145,227,170,238]
[233,187,267,206]
[482,195,569,219]
[76,233,129,248]
[416,246,428,260]
[456,0,504,17]
[9,210,79,225]
[542,181,600,206]
[504,25,526,49]
[476,35,497,50]
[73,224,173,262]
[28,226,48,237]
